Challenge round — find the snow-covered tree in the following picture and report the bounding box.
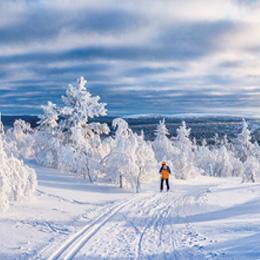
[102,118,137,189]
[134,131,157,192]
[221,134,234,151]
[60,76,107,131]
[60,77,108,144]
[5,119,35,159]
[242,156,260,183]
[211,146,243,177]
[173,121,201,179]
[234,119,255,162]
[62,123,105,182]
[35,101,61,168]
[58,77,109,181]
[103,119,157,192]
[196,138,243,178]
[195,139,213,176]
[252,142,260,161]
[100,136,115,159]
[174,121,193,150]
[0,122,37,211]
[35,77,109,182]
[38,101,59,131]
[152,119,179,164]
[213,133,221,147]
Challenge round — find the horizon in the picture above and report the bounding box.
[1,1,260,116]
[0,112,254,120]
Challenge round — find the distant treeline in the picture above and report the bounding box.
[1,115,260,144]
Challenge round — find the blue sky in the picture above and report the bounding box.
[1,0,260,116]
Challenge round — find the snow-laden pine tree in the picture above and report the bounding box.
[234,119,255,162]
[173,121,201,179]
[152,119,179,164]
[0,121,37,211]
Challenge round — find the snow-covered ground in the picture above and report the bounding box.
[1,165,260,259]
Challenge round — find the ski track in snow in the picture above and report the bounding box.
[134,193,175,260]
[35,188,219,260]
[34,194,145,260]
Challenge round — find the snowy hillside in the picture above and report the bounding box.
[1,77,260,259]
[1,164,260,259]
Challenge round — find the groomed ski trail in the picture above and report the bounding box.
[39,189,212,260]
[45,194,144,260]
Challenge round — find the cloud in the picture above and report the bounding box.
[0,20,237,66]
[0,0,260,116]
[0,7,143,45]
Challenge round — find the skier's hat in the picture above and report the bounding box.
[161,161,167,165]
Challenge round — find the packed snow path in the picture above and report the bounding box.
[41,188,212,260]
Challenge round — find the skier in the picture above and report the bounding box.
[159,161,171,192]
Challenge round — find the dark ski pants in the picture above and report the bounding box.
[160,178,170,191]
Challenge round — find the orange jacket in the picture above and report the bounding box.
[160,166,171,179]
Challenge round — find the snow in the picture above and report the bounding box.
[1,164,260,259]
[1,77,260,259]
[0,164,130,259]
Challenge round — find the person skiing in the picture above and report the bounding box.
[159,161,171,192]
